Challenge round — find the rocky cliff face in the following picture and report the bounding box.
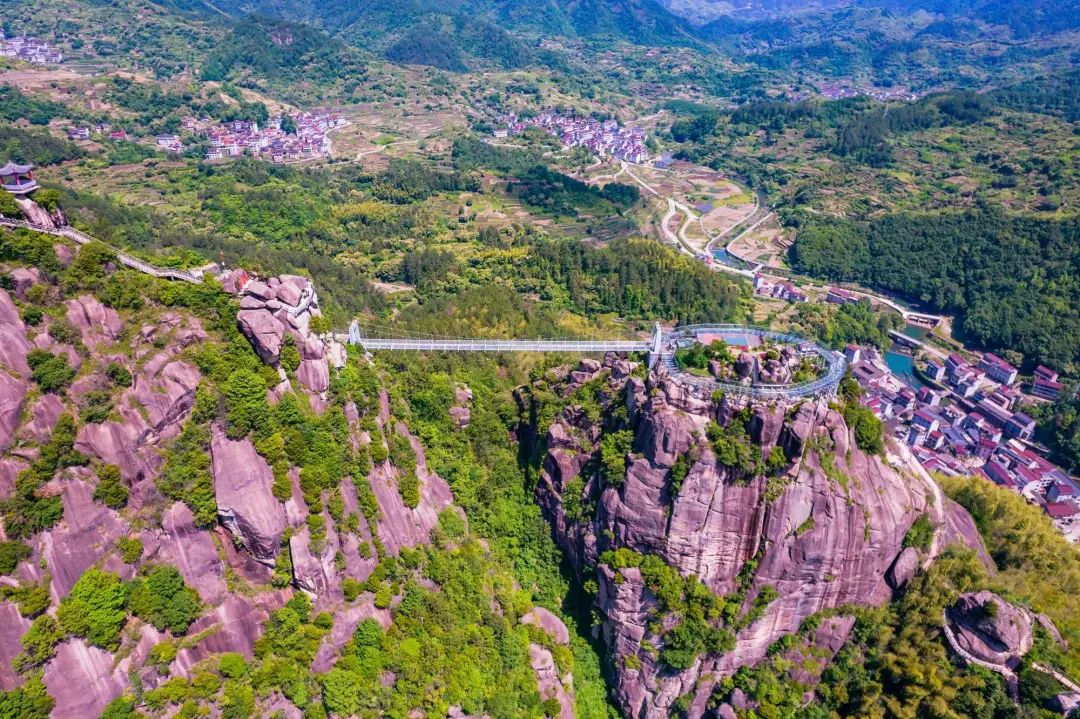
[0,234,577,717]
[524,356,948,719]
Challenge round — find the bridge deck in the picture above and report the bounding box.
[355,338,649,352]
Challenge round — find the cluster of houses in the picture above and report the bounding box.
[63,110,345,163]
[0,30,62,64]
[498,111,649,163]
[752,273,808,303]
[848,345,1080,540]
[809,82,918,102]
[185,111,344,163]
[67,123,181,153]
[67,123,131,142]
[194,112,345,162]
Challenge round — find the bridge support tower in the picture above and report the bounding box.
[648,322,663,369]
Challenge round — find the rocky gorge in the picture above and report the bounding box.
[520,354,992,719]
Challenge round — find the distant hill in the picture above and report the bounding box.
[199,16,369,87]
[202,0,695,59]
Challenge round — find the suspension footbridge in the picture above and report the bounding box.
[2,216,844,399]
[345,321,845,399]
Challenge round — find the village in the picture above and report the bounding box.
[849,340,1080,541]
[498,110,649,163]
[193,110,345,163]
[64,110,346,163]
[0,29,62,64]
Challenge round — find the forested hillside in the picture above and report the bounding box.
[668,74,1080,215]
[790,210,1080,370]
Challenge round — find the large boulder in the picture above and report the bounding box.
[145,502,227,604]
[8,267,40,300]
[65,295,123,349]
[886,546,920,590]
[296,358,330,394]
[521,607,570,646]
[311,601,392,674]
[211,425,286,565]
[237,309,286,364]
[170,592,289,676]
[40,478,128,598]
[948,590,1033,664]
[530,643,575,719]
[20,393,63,444]
[289,522,340,597]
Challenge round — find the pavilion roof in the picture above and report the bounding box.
[0,162,32,175]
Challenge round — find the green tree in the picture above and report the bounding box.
[127,565,201,635]
[26,349,76,393]
[0,540,31,575]
[224,368,270,439]
[57,569,129,651]
[93,464,129,510]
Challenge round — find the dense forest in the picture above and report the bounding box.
[200,16,370,98]
[790,209,1080,370]
[385,27,469,73]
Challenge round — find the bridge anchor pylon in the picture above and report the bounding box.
[647,322,663,369]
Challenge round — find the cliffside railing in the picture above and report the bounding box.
[941,609,1020,703]
[0,217,204,283]
[663,324,846,399]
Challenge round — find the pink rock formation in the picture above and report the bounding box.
[40,477,128,599]
[449,383,473,429]
[8,267,40,300]
[942,497,994,571]
[0,291,30,451]
[133,360,200,430]
[144,502,227,605]
[289,520,341,598]
[521,607,570,646]
[0,371,27,453]
[297,358,329,393]
[65,295,123,349]
[0,602,30,690]
[948,590,1033,664]
[529,368,957,719]
[237,308,286,364]
[170,592,289,676]
[366,423,453,555]
[42,639,129,718]
[276,280,303,306]
[211,425,286,565]
[20,393,64,444]
[74,358,199,484]
[53,243,73,267]
[13,198,56,228]
[310,600,392,673]
[529,643,575,719]
[0,456,26,500]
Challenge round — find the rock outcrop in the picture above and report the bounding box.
[232,273,333,396]
[524,359,963,719]
[947,590,1033,666]
[210,425,286,565]
[0,602,30,691]
[43,640,130,717]
[144,502,228,604]
[65,295,123,349]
